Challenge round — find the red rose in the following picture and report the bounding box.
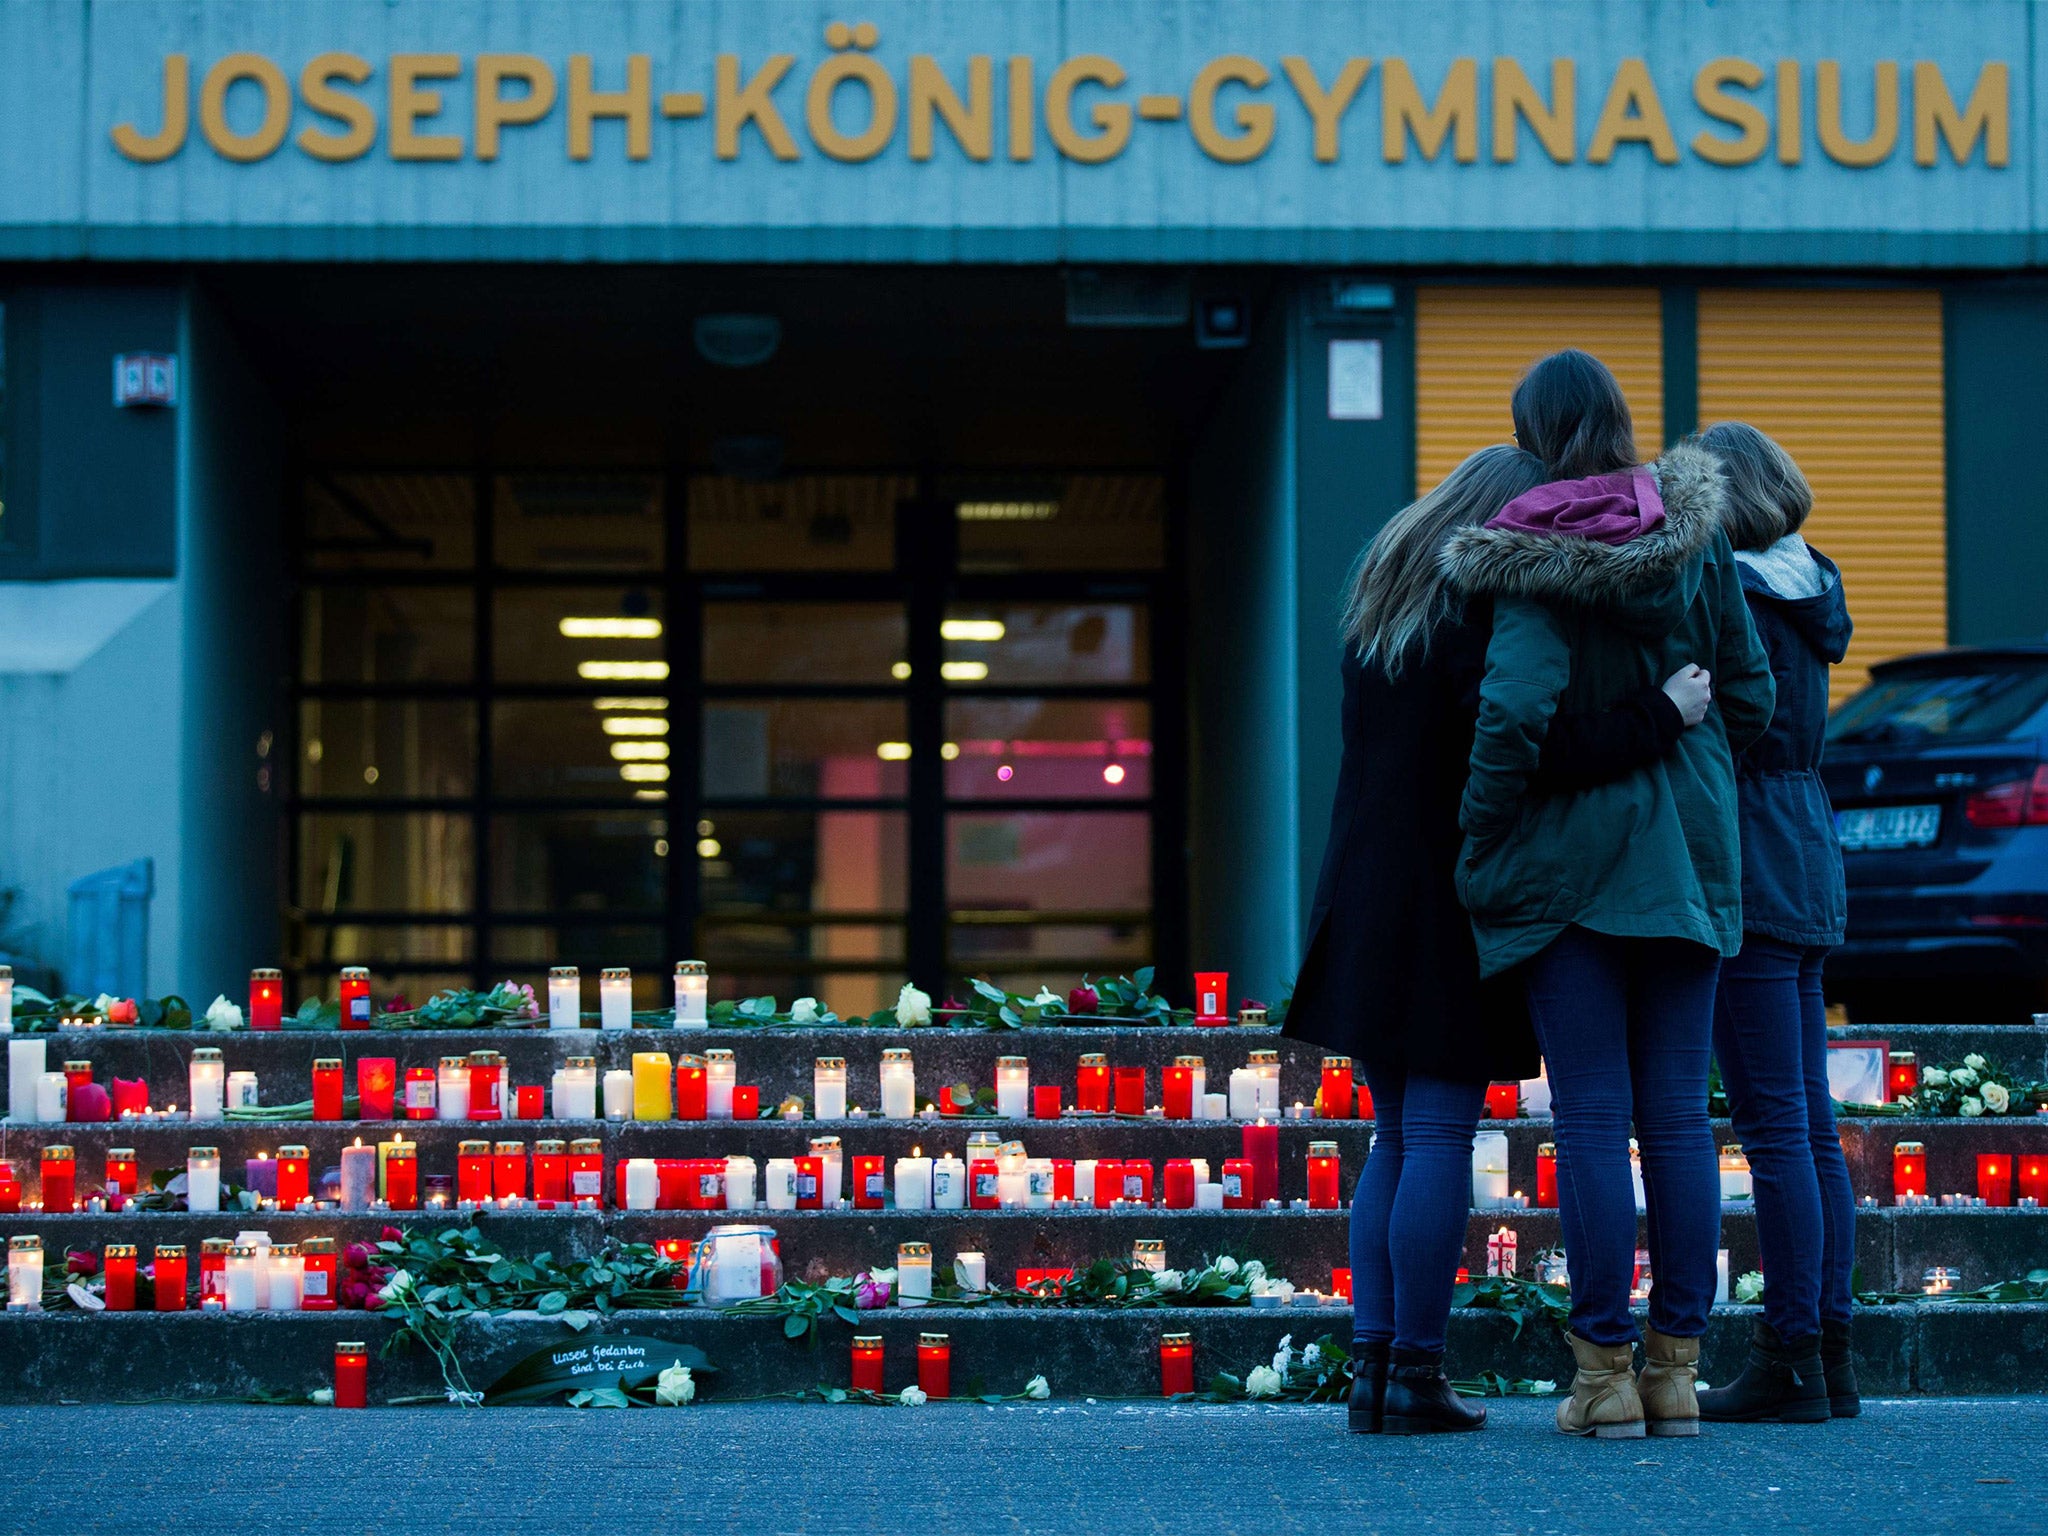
[343,1242,373,1270]
[1068,984,1100,1015]
[383,994,409,1013]
[364,1292,387,1312]
[66,1250,99,1276]
[340,1279,371,1309]
[378,1225,402,1243]
[107,999,139,1025]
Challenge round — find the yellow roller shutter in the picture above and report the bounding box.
[1697,289,1946,700]
[1415,287,1664,495]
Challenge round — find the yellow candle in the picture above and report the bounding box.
[633,1052,674,1121]
[376,1135,411,1200]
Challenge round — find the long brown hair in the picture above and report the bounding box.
[1340,445,1549,676]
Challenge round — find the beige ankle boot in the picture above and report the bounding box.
[1638,1328,1701,1437]
[1557,1333,1645,1438]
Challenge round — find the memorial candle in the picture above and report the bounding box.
[186,1147,221,1212]
[1163,1158,1196,1210]
[223,1244,260,1311]
[305,1057,343,1122]
[897,1242,933,1307]
[403,1068,436,1121]
[35,1145,75,1212]
[110,1077,147,1119]
[764,1157,798,1212]
[1319,1057,1354,1120]
[705,1049,736,1119]
[1888,1050,1919,1103]
[1033,1085,1062,1120]
[1893,1140,1927,1202]
[269,1244,305,1311]
[7,1236,42,1311]
[854,1154,887,1210]
[1227,1068,1258,1120]
[917,1332,951,1399]
[599,968,633,1031]
[188,1048,225,1122]
[1113,1066,1146,1117]
[813,1057,847,1120]
[1471,1131,1510,1209]
[968,1157,999,1211]
[1718,1145,1753,1201]
[724,1155,757,1210]
[357,1058,398,1120]
[569,1139,605,1204]
[1164,1057,1201,1120]
[340,1140,377,1211]
[0,965,10,1035]
[931,1153,965,1210]
[1194,970,1229,1024]
[1054,1159,1074,1201]
[334,1342,368,1408]
[733,1085,759,1120]
[62,1061,93,1113]
[1025,1157,1055,1209]
[795,1155,824,1210]
[2021,1156,2048,1205]
[673,960,708,1029]
[810,1137,844,1206]
[1076,1053,1109,1114]
[152,1244,188,1311]
[242,1152,277,1201]
[1242,1120,1279,1205]
[1978,1154,2013,1207]
[249,969,284,1032]
[513,1085,544,1120]
[1307,1141,1341,1209]
[995,1056,1030,1118]
[1536,1143,1558,1209]
[673,1056,707,1120]
[338,966,373,1030]
[1091,1159,1122,1210]
[603,1069,633,1121]
[467,1051,505,1121]
[32,1072,64,1123]
[435,1057,471,1121]
[1248,1051,1281,1117]
[879,1049,916,1119]
[548,966,581,1031]
[623,1157,659,1211]
[1485,1082,1519,1120]
[494,1141,527,1200]
[953,1252,986,1292]
[553,1056,598,1120]
[633,1052,674,1121]
[383,1143,418,1210]
[7,1037,44,1122]
[456,1140,492,1204]
[300,1238,337,1309]
[532,1140,568,1203]
[1222,1157,1254,1209]
[197,1238,230,1303]
[1121,1160,1154,1206]
[0,1164,16,1214]
[104,1147,138,1201]
[850,1336,885,1394]
[1133,1238,1167,1272]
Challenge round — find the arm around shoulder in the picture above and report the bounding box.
[1460,598,1572,839]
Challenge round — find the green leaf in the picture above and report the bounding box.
[971,978,1008,1004]
[1133,966,1154,991]
[832,1303,861,1326]
[535,1291,567,1314]
[487,1260,515,1284]
[783,1314,811,1339]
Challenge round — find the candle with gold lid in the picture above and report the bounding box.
[7,1236,43,1311]
[548,966,581,1031]
[673,960,708,1029]
[248,968,284,1032]
[705,1048,736,1119]
[600,967,633,1031]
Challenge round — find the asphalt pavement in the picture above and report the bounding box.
[11,1397,2040,1535]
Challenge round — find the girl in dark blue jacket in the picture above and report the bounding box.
[1693,423,1859,1425]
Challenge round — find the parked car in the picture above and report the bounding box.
[1821,645,2048,1022]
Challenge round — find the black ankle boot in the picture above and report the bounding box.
[1698,1321,1830,1423]
[1347,1341,1389,1434]
[1381,1348,1486,1435]
[1819,1319,1861,1419]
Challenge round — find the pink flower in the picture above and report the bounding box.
[1068,984,1100,1015]
[383,994,409,1013]
[364,1292,387,1312]
[855,1272,892,1310]
[378,1225,402,1244]
[66,1250,99,1276]
[343,1243,373,1270]
[340,1279,371,1309]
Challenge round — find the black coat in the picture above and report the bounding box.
[1285,601,1684,1083]
[1733,545,1853,948]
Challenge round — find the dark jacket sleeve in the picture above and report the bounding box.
[1530,687,1686,793]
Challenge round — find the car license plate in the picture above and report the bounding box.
[1836,804,1941,851]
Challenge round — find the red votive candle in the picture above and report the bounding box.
[853,1155,886,1210]
[1163,1158,1195,1210]
[696,1160,728,1211]
[917,1332,951,1399]
[63,1061,93,1111]
[1892,1140,1927,1201]
[334,1342,368,1408]
[675,1059,708,1121]
[1222,1157,1255,1209]
[969,1159,1000,1211]
[152,1244,188,1311]
[467,1052,504,1121]
[198,1239,230,1304]
[311,1058,344,1121]
[1077,1054,1110,1114]
[110,1077,147,1119]
[1120,1159,1153,1206]
[356,1058,398,1120]
[0,1166,17,1214]
[1485,1083,1519,1120]
[1888,1051,1918,1103]
[733,1085,760,1121]
[1242,1120,1279,1206]
[1307,1140,1341,1209]
[795,1155,824,1210]
[1053,1159,1074,1201]
[102,1244,138,1311]
[385,1144,418,1209]
[1978,1154,2013,1206]
[104,1147,139,1200]
[1537,1143,1558,1209]
[1319,1056,1354,1120]
[249,968,284,1031]
[457,1140,492,1203]
[338,966,372,1031]
[403,1067,436,1120]
[1033,1085,1062,1120]
[1163,1057,1199,1120]
[1193,970,1229,1025]
[569,1139,605,1205]
[40,1146,76,1212]
[655,1159,690,1211]
[300,1238,337,1311]
[2021,1156,2048,1204]
[1160,1332,1195,1396]
[1113,1067,1146,1117]
[1357,1079,1374,1119]
[532,1141,568,1203]
[515,1085,544,1120]
[491,1141,526,1201]
[276,1145,310,1207]
[1091,1159,1122,1210]
[850,1336,884,1394]
[1332,1267,1353,1301]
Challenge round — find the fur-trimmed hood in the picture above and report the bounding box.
[1441,440,1728,638]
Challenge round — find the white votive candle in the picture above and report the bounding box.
[895,1154,933,1210]
[953,1251,986,1292]
[810,1136,844,1206]
[1227,1069,1258,1120]
[897,1243,933,1307]
[8,1038,44,1121]
[548,966,580,1030]
[995,1056,1030,1119]
[623,1157,659,1210]
[226,1071,260,1111]
[706,1049,736,1120]
[1195,1181,1225,1211]
[188,1050,225,1121]
[764,1157,799,1212]
[603,1069,634,1121]
[813,1057,847,1120]
[186,1147,221,1212]
[879,1049,916,1119]
[725,1155,757,1210]
[1470,1131,1510,1209]
[932,1153,966,1210]
[34,1072,66,1123]
[436,1056,470,1121]
[600,968,633,1031]
[268,1247,304,1311]
[1200,1091,1227,1120]
[673,960,708,1029]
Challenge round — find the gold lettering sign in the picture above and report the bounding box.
[107,35,2014,172]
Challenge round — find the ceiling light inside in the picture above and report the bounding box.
[594,696,669,711]
[940,660,989,682]
[579,661,671,681]
[602,717,670,736]
[957,501,1059,522]
[619,763,671,783]
[559,617,663,639]
[610,741,671,761]
[940,619,1006,642]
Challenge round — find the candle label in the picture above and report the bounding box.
[972,1171,998,1199]
[697,1172,722,1200]
[1027,1169,1054,1197]
[863,1172,885,1200]
[797,1172,819,1200]
[349,997,370,1023]
[571,1171,601,1196]
[303,1270,328,1296]
[1123,1174,1144,1200]
[934,1168,959,1200]
[404,1081,434,1110]
[1223,1173,1242,1198]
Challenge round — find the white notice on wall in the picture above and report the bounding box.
[1328,338,1383,421]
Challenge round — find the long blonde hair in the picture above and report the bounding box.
[1341,445,1548,676]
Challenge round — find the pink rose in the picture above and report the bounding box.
[343,1243,373,1270]
[67,1083,112,1122]
[855,1272,892,1310]
[364,1292,387,1312]
[378,1225,402,1244]
[66,1250,99,1276]
[1068,984,1100,1015]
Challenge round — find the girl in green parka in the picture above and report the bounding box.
[1443,350,1775,1441]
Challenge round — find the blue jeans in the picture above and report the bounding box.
[1523,926,1723,1345]
[1350,1065,1486,1356]
[1713,936,1856,1339]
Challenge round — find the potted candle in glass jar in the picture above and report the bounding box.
[7,1236,43,1311]
[599,968,633,1031]
[673,960,708,1029]
[188,1048,225,1121]
[39,1146,76,1212]
[153,1244,188,1311]
[813,1057,847,1120]
[897,1242,933,1307]
[548,966,581,1031]
[705,1049,736,1119]
[435,1057,471,1121]
[300,1238,337,1310]
[879,1049,916,1119]
[186,1147,221,1213]
[995,1057,1030,1118]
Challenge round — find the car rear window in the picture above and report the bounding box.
[1828,662,2048,745]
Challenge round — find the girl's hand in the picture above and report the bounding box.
[1662,665,1712,727]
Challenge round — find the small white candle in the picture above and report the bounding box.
[186,1147,222,1212]
[268,1247,304,1311]
[724,1155,758,1210]
[623,1157,659,1210]
[953,1251,986,1292]
[188,1050,225,1122]
[897,1244,933,1307]
[6,1237,42,1310]
[7,1038,44,1121]
[879,1049,916,1119]
[813,1057,847,1120]
[894,1154,933,1210]
[1073,1159,1098,1204]
[600,968,633,1031]
[996,1142,1028,1207]
[1227,1069,1258,1120]
[548,966,581,1031]
[995,1056,1030,1119]
[226,1071,260,1111]
[34,1071,66,1123]
[602,1069,634,1121]
[436,1057,470,1121]
[810,1137,844,1206]
[673,961,708,1029]
[706,1049,736,1120]
[1195,1181,1225,1210]
[1025,1157,1055,1209]
[1470,1131,1510,1209]
[1199,1091,1227,1120]
[764,1157,799,1212]
[932,1153,966,1210]
[223,1247,260,1312]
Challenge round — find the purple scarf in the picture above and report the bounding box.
[1487,467,1665,544]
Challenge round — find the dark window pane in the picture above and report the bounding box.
[703,699,908,800]
[490,810,668,913]
[490,925,668,984]
[703,602,907,685]
[950,923,1152,971]
[492,699,669,801]
[700,918,906,964]
[950,474,1165,572]
[688,475,910,571]
[304,473,475,571]
[297,813,474,914]
[494,474,662,571]
[302,586,473,685]
[296,924,474,968]
[948,811,1149,916]
[699,809,908,918]
[941,603,1148,686]
[944,698,1150,800]
[297,699,476,799]
[493,586,666,686]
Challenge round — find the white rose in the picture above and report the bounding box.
[1031,988,1061,1007]
[1213,1256,1240,1277]
[1240,1260,1266,1285]
[790,997,820,1023]
[1982,1081,2010,1113]
[1244,1365,1284,1399]
[1024,1374,1050,1400]
[655,1361,695,1406]
[203,994,244,1031]
[377,1270,414,1302]
[1735,1271,1765,1304]
[1531,1378,1558,1395]
[1151,1269,1183,1294]
[1951,1067,1980,1088]
[1964,1053,1988,1072]
[897,1385,927,1406]
[310,1388,334,1406]
[1921,1069,1949,1089]
[895,983,932,1027]
[1271,1333,1294,1374]
[1960,1096,1984,1117]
